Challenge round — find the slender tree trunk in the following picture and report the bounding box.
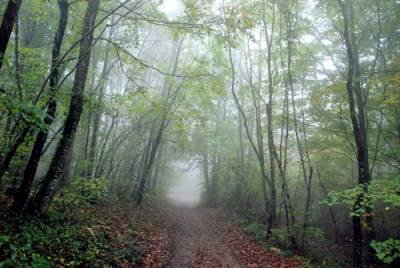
[337,0,375,266]
[133,122,164,206]
[87,19,115,178]
[238,110,245,177]
[95,115,116,177]
[133,39,184,206]
[26,0,100,214]
[262,0,277,235]
[225,9,270,235]
[282,0,313,252]
[209,146,219,207]
[277,5,297,248]
[80,42,99,174]
[317,171,339,242]
[150,140,164,189]
[235,107,247,211]
[0,127,29,181]
[202,125,211,205]
[0,0,23,71]
[203,150,211,204]
[42,124,63,155]
[11,0,69,212]
[14,14,22,99]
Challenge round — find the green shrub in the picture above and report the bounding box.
[53,177,108,210]
[0,214,142,267]
[244,222,267,241]
[271,226,291,248]
[371,239,400,264]
[305,227,325,242]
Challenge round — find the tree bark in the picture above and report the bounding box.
[317,171,339,242]
[224,8,270,235]
[150,140,164,189]
[0,0,23,71]
[87,18,115,178]
[262,0,277,235]
[133,122,164,206]
[26,0,100,214]
[95,115,117,177]
[11,0,69,212]
[337,0,376,266]
[14,14,22,99]
[0,127,29,181]
[278,12,296,246]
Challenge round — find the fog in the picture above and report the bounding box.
[166,161,202,207]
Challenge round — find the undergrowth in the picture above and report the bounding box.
[232,213,350,268]
[0,178,146,268]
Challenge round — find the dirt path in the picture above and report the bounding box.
[165,206,300,268]
[168,207,240,268]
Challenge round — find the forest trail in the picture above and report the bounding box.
[168,206,240,268]
[165,205,300,268]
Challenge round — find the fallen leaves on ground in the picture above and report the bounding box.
[142,205,302,268]
[0,194,302,268]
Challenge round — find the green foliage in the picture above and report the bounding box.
[0,219,93,267]
[76,177,108,202]
[294,256,313,268]
[371,239,400,264]
[0,95,47,130]
[305,227,325,242]
[271,227,292,248]
[0,205,143,267]
[369,177,400,208]
[244,222,267,241]
[322,176,400,216]
[53,177,109,213]
[322,185,367,216]
[112,237,144,264]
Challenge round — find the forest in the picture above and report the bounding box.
[0,0,399,267]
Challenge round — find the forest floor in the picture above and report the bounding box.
[0,193,301,267]
[144,204,302,268]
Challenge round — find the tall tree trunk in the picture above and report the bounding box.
[225,8,270,236]
[201,121,211,205]
[87,18,115,178]
[11,0,69,212]
[133,122,164,206]
[317,171,339,242]
[235,106,247,211]
[95,115,117,177]
[280,0,313,252]
[150,140,164,189]
[276,5,297,248]
[202,149,211,205]
[262,0,277,235]
[133,38,184,206]
[14,14,22,99]
[337,0,375,266]
[26,0,100,214]
[0,0,23,71]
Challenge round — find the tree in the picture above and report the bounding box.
[0,0,23,71]
[133,37,185,206]
[11,0,69,212]
[337,0,376,266]
[26,0,101,214]
[87,17,115,178]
